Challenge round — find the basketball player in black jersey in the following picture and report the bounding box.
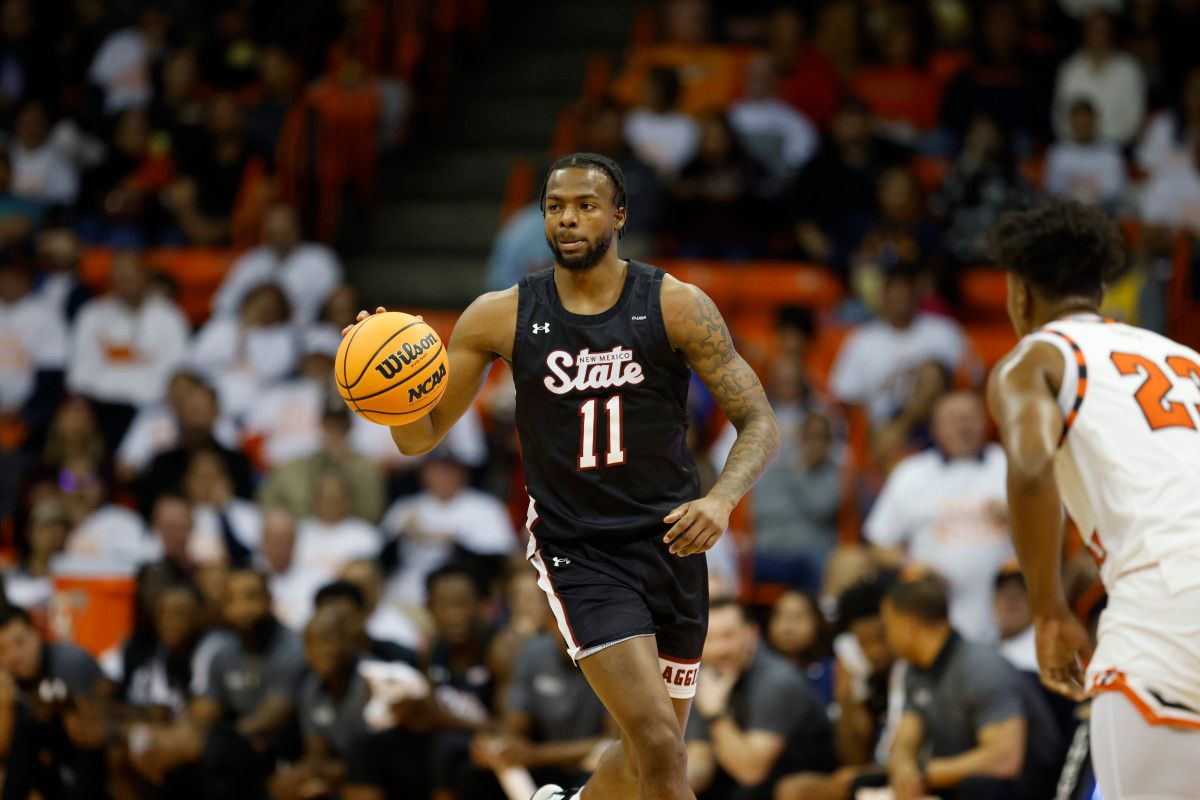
[345,153,779,800]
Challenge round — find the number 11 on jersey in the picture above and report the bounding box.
[578,395,625,469]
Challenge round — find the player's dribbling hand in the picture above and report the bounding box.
[663,495,733,556]
[340,308,424,337]
[1034,604,1093,701]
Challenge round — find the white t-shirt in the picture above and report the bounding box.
[623,110,700,174]
[367,604,424,651]
[1000,625,1039,674]
[1044,140,1126,206]
[294,517,381,577]
[269,563,329,632]
[189,500,263,565]
[67,295,190,408]
[1139,166,1200,238]
[829,314,969,423]
[864,444,1013,642]
[348,404,488,468]
[0,293,68,412]
[1135,111,1193,178]
[244,378,325,467]
[65,505,157,564]
[88,27,152,113]
[382,488,517,605]
[211,244,343,325]
[1053,51,1146,145]
[10,142,79,205]
[729,98,819,170]
[188,319,299,420]
[4,568,51,614]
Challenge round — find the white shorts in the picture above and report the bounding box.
[1090,692,1200,799]
[1087,565,1200,725]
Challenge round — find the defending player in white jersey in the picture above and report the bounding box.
[987,200,1200,799]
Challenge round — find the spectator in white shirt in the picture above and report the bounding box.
[829,268,969,428]
[259,508,327,632]
[340,558,423,652]
[181,448,262,566]
[9,100,80,207]
[67,250,190,446]
[211,203,343,325]
[4,498,70,617]
[1140,138,1200,239]
[116,369,238,482]
[1052,11,1146,145]
[189,282,299,421]
[1136,67,1200,179]
[294,470,381,578]
[242,325,341,468]
[993,563,1037,674]
[382,452,517,607]
[62,456,155,564]
[87,5,169,114]
[864,391,1013,642]
[624,67,701,176]
[0,261,67,417]
[1044,98,1127,211]
[729,51,818,181]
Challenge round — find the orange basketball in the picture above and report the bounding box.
[334,311,449,425]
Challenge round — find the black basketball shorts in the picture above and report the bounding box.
[526,529,709,699]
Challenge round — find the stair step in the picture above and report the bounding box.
[468,48,593,94]
[352,254,487,308]
[445,96,568,147]
[376,147,542,201]
[362,200,500,255]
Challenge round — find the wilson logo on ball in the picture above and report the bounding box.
[408,362,447,401]
[374,333,438,379]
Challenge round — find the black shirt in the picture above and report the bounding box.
[513,262,700,541]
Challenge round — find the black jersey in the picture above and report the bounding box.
[512,261,701,541]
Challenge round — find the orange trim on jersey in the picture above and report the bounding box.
[1091,671,1200,731]
[1042,328,1088,445]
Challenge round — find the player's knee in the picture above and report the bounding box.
[627,717,686,773]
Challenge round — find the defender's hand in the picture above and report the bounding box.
[1034,603,1093,701]
[663,495,732,556]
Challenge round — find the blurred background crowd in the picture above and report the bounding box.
[0,0,1194,798]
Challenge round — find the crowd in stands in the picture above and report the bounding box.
[0,0,1191,798]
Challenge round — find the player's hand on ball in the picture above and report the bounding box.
[663,495,733,556]
[340,307,424,337]
[1034,604,1093,701]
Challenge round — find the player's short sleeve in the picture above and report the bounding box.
[961,649,1025,729]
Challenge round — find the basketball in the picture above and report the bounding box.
[334,311,449,425]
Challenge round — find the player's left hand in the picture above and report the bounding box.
[663,495,732,556]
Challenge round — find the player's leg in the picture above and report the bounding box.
[1090,692,1200,799]
[576,634,696,800]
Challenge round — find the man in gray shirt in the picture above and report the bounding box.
[883,574,1064,800]
[0,604,109,800]
[687,598,835,800]
[472,628,615,790]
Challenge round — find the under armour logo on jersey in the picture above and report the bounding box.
[631,315,647,321]
[550,557,571,567]
[532,323,550,334]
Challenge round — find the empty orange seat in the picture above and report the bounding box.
[964,323,1017,367]
[960,267,1009,317]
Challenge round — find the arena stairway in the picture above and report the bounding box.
[343,0,642,308]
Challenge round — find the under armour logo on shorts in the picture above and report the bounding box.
[532,323,550,334]
[550,557,571,567]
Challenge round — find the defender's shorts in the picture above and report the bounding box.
[527,529,708,699]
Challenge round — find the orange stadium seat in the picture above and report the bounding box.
[79,247,237,325]
[959,267,1010,320]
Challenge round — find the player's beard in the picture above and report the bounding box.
[548,227,613,272]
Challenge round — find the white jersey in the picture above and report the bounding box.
[1029,314,1200,724]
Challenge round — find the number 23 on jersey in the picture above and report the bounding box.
[1111,351,1200,431]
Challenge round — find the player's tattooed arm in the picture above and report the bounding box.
[661,277,780,557]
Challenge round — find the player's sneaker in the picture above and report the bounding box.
[530,786,577,800]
